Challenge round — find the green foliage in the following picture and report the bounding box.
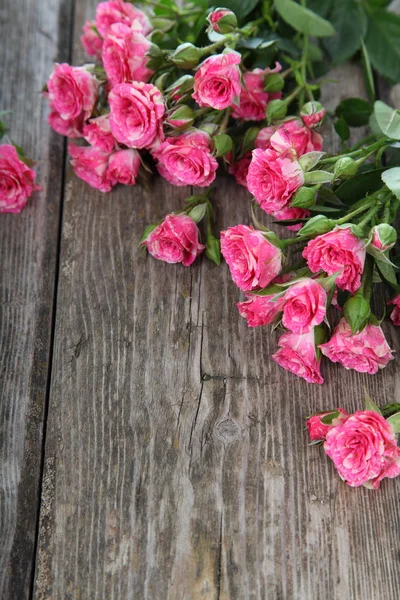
[210,0,259,21]
[365,9,400,82]
[323,0,367,64]
[336,98,373,127]
[274,0,335,37]
[335,169,387,205]
[374,101,400,140]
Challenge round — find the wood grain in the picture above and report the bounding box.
[34,6,400,600]
[0,0,72,598]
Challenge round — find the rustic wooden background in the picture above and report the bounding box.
[1,1,400,599]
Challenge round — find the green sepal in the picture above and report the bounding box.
[205,233,221,266]
[139,223,157,246]
[363,391,383,415]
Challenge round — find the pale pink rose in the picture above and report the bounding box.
[95,0,151,37]
[273,207,310,231]
[46,63,99,121]
[192,51,242,110]
[68,143,112,192]
[153,129,218,187]
[107,149,140,185]
[303,226,366,293]
[319,318,394,374]
[48,111,84,139]
[81,20,103,59]
[83,115,115,153]
[232,67,282,121]
[142,214,205,266]
[220,224,282,291]
[324,411,400,488]
[281,279,326,334]
[272,330,323,384]
[0,144,41,213]
[237,293,283,327]
[306,409,349,441]
[228,153,252,188]
[102,23,153,87]
[109,81,165,149]
[389,294,400,326]
[247,147,304,215]
[270,118,323,156]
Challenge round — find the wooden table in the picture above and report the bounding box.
[1,1,399,598]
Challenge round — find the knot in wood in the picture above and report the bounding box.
[216,418,240,441]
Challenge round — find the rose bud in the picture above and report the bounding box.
[168,43,202,69]
[266,99,287,122]
[264,73,285,93]
[388,294,400,326]
[343,292,371,334]
[306,409,349,441]
[319,318,394,374]
[324,411,400,489]
[333,156,359,179]
[272,329,324,384]
[165,105,195,129]
[165,74,194,101]
[207,8,238,34]
[300,101,326,128]
[141,214,205,266]
[290,186,317,209]
[370,223,397,252]
[0,144,41,213]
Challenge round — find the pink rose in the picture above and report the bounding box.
[273,207,311,231]
[109,82,165,149]
[81,20,103,59]
[0,144,41,213]
[272,330,323,384]
[324,411,400,488]
[300,102,326,129]
[255,119,323,156]
[102,23,153,87]
[389,294,400,326]
[192,51,241,110]
[142,214,205,266]
[247,147,304,215]
[95,0,151,37]
[319,318,394,374]
[46,63,99,121]
[83,115,116,153]
[303,226,366,293]
[255,126,277,150]
[370,224,397,252]
[153,129,218,187]
[232,67,282,121]
[281,279,326,333]
[237,293,283,327]
[228,153,252,188]
[107,149,140,185]
[220,224,282,292]
[306,409,349,441]
[48,111,84,139]
[68,143,112,192]
[207,8,237,34]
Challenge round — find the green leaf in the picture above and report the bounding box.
[334,116,350,142]
[213,133,233,157]
[205,234,221,265]
[323,0,367,63]
[320,410,340,425]
[188,203,207,223]
[360,38,375,102]
[363,392,382,415]
[376,260,398,288]
[365,9,400,82]
[274,0,335,37]
[139,223,157,245]
[387,412,400,434]
[335,168,386,204]
[336,98,373,127]
[374,100,400,139]
[317,187,345,206]
[382,167,400,200]
[211,0,259,20]
[299,151,325,172]
[307,0,332,18]
[304,170,333,185]
[381,403,400,418]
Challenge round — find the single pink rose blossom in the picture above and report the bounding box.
[102,22,153,87]
[0,144,41,213]
[220,224,282,292]
[247,147,304,215]
[229,153,252,188]
[272,330,323,384]
[68,143,113,192]
[237,293,283,327]
[109,81,165,149]
[281,279,326,334]
[46,63,99,121]
[107,149,140,186]
[255,119,323,156]
[389,294,400,326]
[319,318,394,374]
[273,207,311,231]
[192,51,242,110]
[153,129,218,187]
[83,115,115,153]
[81,20,103,59]
[306,409,349,441]
[142,214,205,266]
[232,66,282,122]
[48,111,84,139]
[303,226,366,293]
[95,0,151,38]
[324,411,400,488]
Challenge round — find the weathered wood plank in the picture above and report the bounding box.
[0,1,72,597]
[35,9,400,599]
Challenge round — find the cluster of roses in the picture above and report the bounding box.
[307,403,400,490]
